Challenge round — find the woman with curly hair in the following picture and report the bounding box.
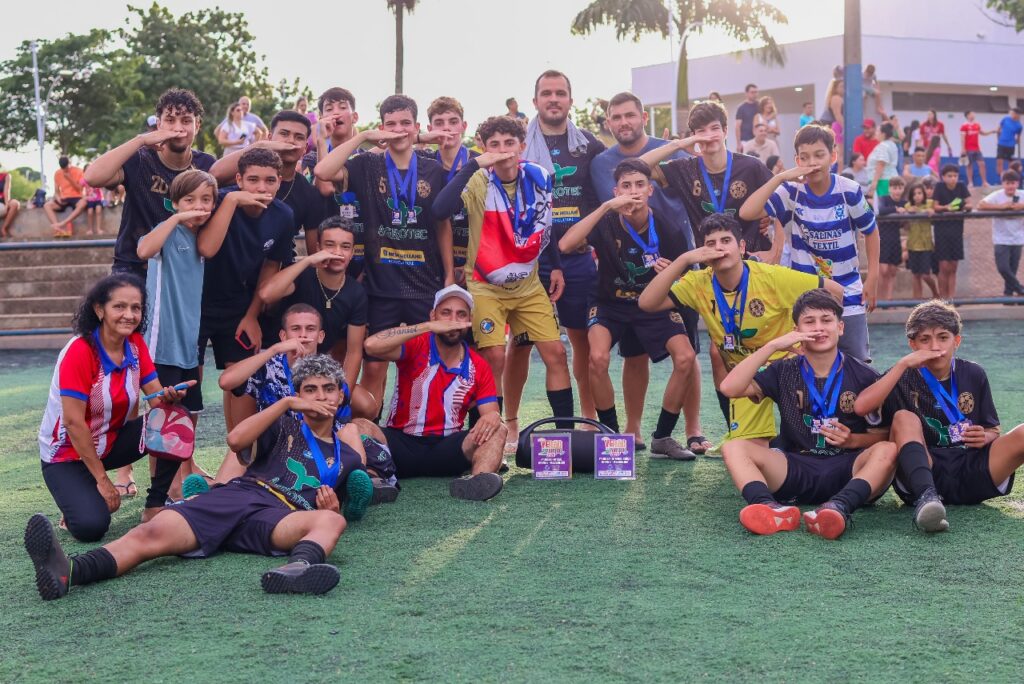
[37,274,194,541]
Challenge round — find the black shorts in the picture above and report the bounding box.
[541,255,596,331]
[361,434,398,481]
[894,444,1014,506]
[996,145,1016,161]
[86,200,103,210]
[879,224,903,265]
[170,480,295,558]
[933,224,965,261]
[367,296,432,335]
[198,315,256,370]
[382,427,470,478]
[588,301,687,363]
[53,197,83,212]
[773,450,861,505]
[154,364,203,413]
[619,304,700,357]
[907,250,933,275]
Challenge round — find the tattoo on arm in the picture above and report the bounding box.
[379,325,421,339]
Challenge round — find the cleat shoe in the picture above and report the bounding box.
[803,501,850,540]
[181,474,210,500]
[450,472,503,501]
[913,487,949,533]
[739,503,801,535]
[370,477,400,505]
[343,470,373,521]
[649,436,696,461]
[261,561,340,595]
[24,514,71,600]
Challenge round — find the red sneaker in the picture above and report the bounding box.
[803,502,850,540]
[739,502,801,535]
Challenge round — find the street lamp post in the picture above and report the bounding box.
[30,41,46,191]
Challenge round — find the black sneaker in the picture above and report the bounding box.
[450,472,503,501]
[24,514,70,600]
[261,561,340,595]
[913,487,949,533]
[370,477,400,505]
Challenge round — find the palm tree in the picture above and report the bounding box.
[571,0,788,133]
[387,0,418,93]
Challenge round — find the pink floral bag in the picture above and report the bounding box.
[141,404,195,461]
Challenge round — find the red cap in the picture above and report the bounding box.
[863,118,877,127]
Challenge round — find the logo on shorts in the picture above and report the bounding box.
[480,318,496,334]
[748,298,766,317]
[839,391,857,414]
[669,311,683,324]
[958,392,974,415]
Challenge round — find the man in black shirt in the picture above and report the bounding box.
[559,159,699,460]
[640,100,776,255]
[719,289,897,540]
[853,300,1024,532]
[24,355,373,600]
[314,95,455,412]
[258,216,372,416]
[931,164,973,299]
[734,84,760,150]
[85,88,216,278]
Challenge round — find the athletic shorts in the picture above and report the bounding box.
[588,300,687,363]
[198,315,255,370]
[53,197,83,212]
[893,444,1013,506]
[966,150,984,164]
[541,253,597,331]
[154,363,203,413]
[996,145,1016,161]
[907,250,933,275]
[773,450,861,505]
[725,395,777,442]
[472,285,561,349]
[933,224,965,261]
[361,434,398,481]
[382,427,471,478]
[86,200,103,210]
[618,305,700,358]
[879,224,903,265]
[171,480,295,558]
[367,296,432,335]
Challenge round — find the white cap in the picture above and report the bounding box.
[433,284,474,311]
[146,115,158,127]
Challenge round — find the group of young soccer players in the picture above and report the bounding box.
[22,73,1024,602]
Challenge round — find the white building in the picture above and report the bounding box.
[631,0,1024,156]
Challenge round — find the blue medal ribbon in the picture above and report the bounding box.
[711,264,749,337]
[438,146,469,183]
[800,352,845,419]
[620,210,659,257]
[920,362,965,424]
[698,151,733,214]
[491,166,538,240]
[385,150,418,220]
[300,422,341,489]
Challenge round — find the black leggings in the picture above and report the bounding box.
[40,417,178,542]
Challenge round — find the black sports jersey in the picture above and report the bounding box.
[932,182,971,230]
[114,146,216,270]
[889,358,999,449]
[245,415,362,510]
[660,153,772,252]
[346,152,447,299]
[303,147,367,279]
[754,352,887,456]
[277,173,326,263]
[279,269,368,353]
[588,209,688,302]
[416,147,480,268]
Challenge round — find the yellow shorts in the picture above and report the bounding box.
[472,286,561,349]
[725,396,777,442]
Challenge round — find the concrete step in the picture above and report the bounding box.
[0,312,73,331]
[0,263,110,285]
[0,296,80,316]
[0,278,101,299]
[0,244,114,268]
[0,205,122,242]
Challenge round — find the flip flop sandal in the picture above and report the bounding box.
[687,435,713,456]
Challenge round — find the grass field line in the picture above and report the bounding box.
[512,500,560,557]
[395,507,500,597]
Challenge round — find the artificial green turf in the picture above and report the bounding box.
[2,321,1023,682]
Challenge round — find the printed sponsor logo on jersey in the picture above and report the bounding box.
[263,239,275,252]
[379,247,425,265]
[552,206,581,223]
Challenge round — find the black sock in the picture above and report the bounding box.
[830,478,872,515]
[289,540,326,566]
[596,406,619,433]
[69,547,117,586]
[716,390,731,426]
[741,481,777,506]
[897,441,935,499]
[546,388,575,429]
[652,408,680,439]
